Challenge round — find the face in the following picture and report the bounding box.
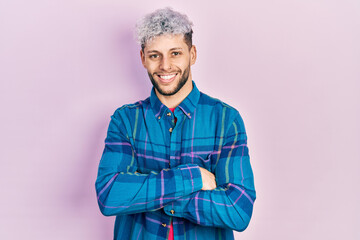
[140,34,196,97]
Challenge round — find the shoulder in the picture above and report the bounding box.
[199,91,241,120]
[112,97,150,119]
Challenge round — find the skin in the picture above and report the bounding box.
[140,34,216,190]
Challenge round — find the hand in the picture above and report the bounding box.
[199,167,217,190]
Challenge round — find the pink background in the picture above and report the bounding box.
[1,0,359,239]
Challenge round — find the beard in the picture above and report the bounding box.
[148,65,190,96]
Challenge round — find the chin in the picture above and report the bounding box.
[157,85,180,96]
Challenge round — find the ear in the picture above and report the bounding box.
[140,49,146,68]
[190,45,197,66]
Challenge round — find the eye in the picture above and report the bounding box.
[149,54,159,59]
[172,51,181,56]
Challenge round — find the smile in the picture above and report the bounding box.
[157,73,177,82]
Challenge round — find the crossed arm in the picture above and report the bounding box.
[95,111,255,231]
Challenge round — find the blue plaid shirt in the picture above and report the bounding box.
[96,81,256,239]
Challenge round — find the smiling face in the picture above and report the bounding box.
[140,34,197,98]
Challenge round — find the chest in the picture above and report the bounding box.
[130,110,224,173]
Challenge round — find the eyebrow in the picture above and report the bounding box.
[146,50,160,54]
[146,47,183,54]
[169,47,183,51]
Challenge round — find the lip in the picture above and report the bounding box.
[156,73,178,84]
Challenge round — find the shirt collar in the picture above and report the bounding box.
[150,80,200,120]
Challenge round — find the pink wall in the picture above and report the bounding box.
[1,0,359,239]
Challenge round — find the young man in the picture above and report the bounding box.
[95,8,256,240]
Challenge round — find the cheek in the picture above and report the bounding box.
[175,58,190,69]
[144,62,157,72]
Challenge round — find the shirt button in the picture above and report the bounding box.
[162,223,167,227]
[170,210,175,214]
[158,116,161,119]
[169,128,173,133]
[167,112,171,116]
[187,113,191,117]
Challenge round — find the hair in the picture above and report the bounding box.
[135,7,193,51]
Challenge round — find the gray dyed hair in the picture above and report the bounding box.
[136,7,193,51]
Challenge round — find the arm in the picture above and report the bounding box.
[163,112,256,231]
[95,111,203,216]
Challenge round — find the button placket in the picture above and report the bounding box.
[169,127,174,168]
[169,113,179,169]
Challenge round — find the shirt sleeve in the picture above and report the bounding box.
[95,111,203,216]
[163,111,256,232]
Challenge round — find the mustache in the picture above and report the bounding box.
[153,71,180,75]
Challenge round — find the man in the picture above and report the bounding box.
[95,7,256,240]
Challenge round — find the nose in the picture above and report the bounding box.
[159,56,172,71]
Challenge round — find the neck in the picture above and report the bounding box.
[155,75,193,109]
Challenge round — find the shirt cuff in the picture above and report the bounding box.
[177,164,203,196]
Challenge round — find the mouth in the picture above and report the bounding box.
[156,73,178,83]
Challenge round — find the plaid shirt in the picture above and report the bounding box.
[96,81,256,240]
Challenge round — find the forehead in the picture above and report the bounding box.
[144,34,187,52]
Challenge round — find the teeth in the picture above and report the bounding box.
[159,74,176,80]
